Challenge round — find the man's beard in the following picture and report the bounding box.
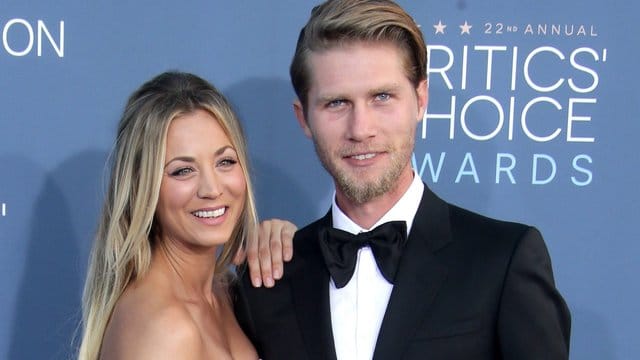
[311,137,414,205]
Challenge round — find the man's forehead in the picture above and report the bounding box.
[306,43,410,93]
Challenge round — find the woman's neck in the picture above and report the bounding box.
[152,238,219,304]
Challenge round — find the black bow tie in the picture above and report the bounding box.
[319,221,408,289]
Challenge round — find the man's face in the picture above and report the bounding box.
[294,41,428,205]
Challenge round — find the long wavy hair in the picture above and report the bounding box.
[78,71,258,360]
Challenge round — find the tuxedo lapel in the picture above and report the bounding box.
[373,186,452,359]
[291,213,338,360]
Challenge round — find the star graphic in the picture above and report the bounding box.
[433,20,446,34]
[459,21,472,35]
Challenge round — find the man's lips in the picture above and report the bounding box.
[349,153,377,160]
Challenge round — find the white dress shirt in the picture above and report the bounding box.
[330,173,424,360]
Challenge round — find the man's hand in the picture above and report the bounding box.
[234,219,296,288]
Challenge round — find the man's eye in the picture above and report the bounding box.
[375,93,391,101]
[327,99,346,108]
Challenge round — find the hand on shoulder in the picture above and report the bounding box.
[234,218,297,288]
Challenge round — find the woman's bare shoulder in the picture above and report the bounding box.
[101,286,204,359]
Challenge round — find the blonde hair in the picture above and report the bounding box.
[78,71,258,360]
[290,0,428,109]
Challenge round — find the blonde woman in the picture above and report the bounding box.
[79,71,294,359]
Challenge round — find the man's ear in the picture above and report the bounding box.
[293,99,313,138]
[416,79,429,122]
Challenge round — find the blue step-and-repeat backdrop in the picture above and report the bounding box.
[0,1,638,359]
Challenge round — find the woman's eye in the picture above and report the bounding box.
[218,158,238,167]
[170,167,193,177]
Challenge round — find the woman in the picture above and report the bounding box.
[79,71,291,359]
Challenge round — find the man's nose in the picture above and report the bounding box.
[347,103,376,141]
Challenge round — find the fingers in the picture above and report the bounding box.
[245,218,298,288]
[281,221,296,262]
[263,219,298,281]
[245,224,263,288]
[258,221,276,288]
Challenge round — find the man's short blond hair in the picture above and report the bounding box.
[290,0,428,109]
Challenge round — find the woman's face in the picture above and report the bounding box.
[155,109,246,251]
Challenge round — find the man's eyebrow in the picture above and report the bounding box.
[317,94,347,102]
[368,84,401,95]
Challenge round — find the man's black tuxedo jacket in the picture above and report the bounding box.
[234,185,571,359]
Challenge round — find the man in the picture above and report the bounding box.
[235,1,571,359]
